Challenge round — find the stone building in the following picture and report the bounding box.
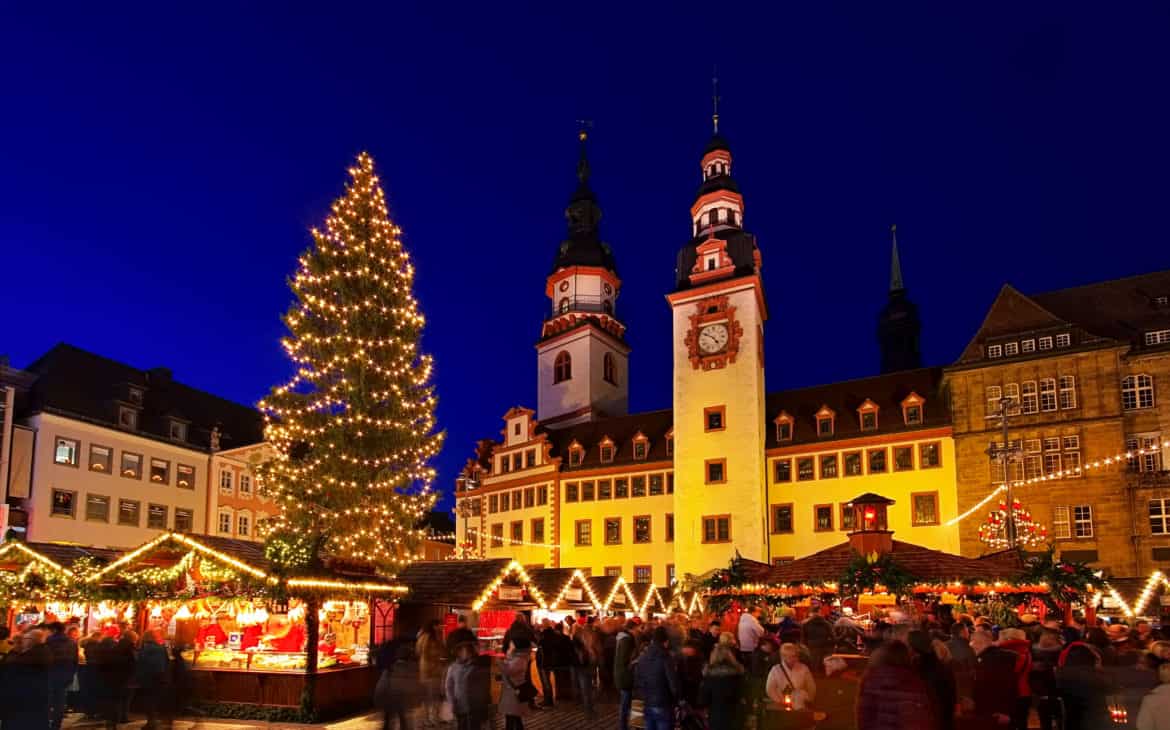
[945,274,1170,576]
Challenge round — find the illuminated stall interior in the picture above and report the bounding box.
[0,541,115,630]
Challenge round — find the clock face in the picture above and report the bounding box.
[559,281,569,292]
[698,323,729,354]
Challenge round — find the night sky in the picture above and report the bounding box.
[4,5,1169,511]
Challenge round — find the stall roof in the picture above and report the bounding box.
[0,541,118,575]
[529,568,600,610]
[627,582,668,614]
[766,540,1026,585]
[395,558,519,607]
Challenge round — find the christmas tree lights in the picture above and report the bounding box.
[256,153,444,571]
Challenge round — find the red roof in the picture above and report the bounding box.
[766,539,1024,585]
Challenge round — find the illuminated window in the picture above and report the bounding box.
[118,499,140,526]
[605,518,621,545]
[820,454,838,478]
[893,446,914,471]
[632,476,646,497]
[121,452,142,479]
[177,464,196,489]
[54,437,79,466]
[1150,499,1170,535]
[1056,333,1071,348]
[985,386,1002,419]
[150,458,170,484]
[911,493,940,526]
[797,457,815,481]
[634,566,652,584]
[575,520,592,546]
[238,474,251,496]
[843,451,863,476]
[773,459,792,482]
[1021,381,1038,414]
[634,516,651,543]
[605,567,621,578]
[814,505,833,532]
[987,344,1002,358]
[1059,376,1077,410]
[88,444,112,473]
[51,489,76,518]
[598,480,612,499]
[919,442,941,468]
[1040,379,1057,412]
[1073,505,1093,538]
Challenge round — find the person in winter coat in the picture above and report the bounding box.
[537,622,570,707]
[1030,629,1064,730]
[738,606,766,665]
[699,643,745,730]
[969,631,1019,730]
[6,629,53,730]
[445,641,492,730]
[445,615,477,657]
[78,631,103,719]
[1137,661,1170,730]
[416,620,445,725]
[613,620,637,730]
[908,630,956,730]
[856,640,936,730]
[946,622,977,703]
[802,614,834,674]
[135,630,169,730]
[95,634,135,730]
[634,627,682,730]
[766,642,816,711]
[502,614,536,654]
[1057,643,1112,730]
[498,637,533,730]
[45,621,78,730]
[700,620,723,658]
[676,640,705,707]
[373,640,409,730]
[572,623,602,720]
[996,629,1034,730]
[817,655,862,730]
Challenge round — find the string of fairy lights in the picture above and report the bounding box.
[255,152,444,567]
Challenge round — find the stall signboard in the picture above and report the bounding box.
[229,632,242,650]
[1160,595,1170,607]
[564,588,583,602]
[498,586,523,601]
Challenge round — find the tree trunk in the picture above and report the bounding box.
[301,594,320,718]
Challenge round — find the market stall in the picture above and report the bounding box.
[529,568,600,624]
[0,540,114,630]
[83,532,405,717]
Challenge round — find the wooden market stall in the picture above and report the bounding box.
[529,567,601,622]
[83,531,405,717]
[0,540,115,630]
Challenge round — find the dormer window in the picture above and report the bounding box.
[705,254,718,271]
[857,399,879,432]
[169,420,187,441]
[118,406,138,430]
[599,438,615,464]
[987,344,1003,359]
[665,430,674,457]
[901,392,925,426]
[815,406,835,437]
[632,433,649,460]
[558,298,570,314]
[127,387,144,405]
[773,411,793,442]
[568,442,584,467]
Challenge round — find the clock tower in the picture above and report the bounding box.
[668,123,770,578]
[537,130,630,429]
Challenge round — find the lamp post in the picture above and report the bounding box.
[987,396,1023,545]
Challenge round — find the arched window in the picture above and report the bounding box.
[603,353,617,385]
[558,298,570,314]
[602,299,613,315]
[554,351,572,383]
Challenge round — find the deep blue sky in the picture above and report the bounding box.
[4,4,1169,511]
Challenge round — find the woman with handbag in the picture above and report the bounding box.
[499,637,536,730]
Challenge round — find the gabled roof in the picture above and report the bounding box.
[765,367,947,448]
[395,558,516,606]
[765,539,1024,585]
[529,567,599,609]
[23,344,264,451]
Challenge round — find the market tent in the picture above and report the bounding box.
[1104,571,1170,617]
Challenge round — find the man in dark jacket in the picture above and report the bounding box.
[445,614,477,657]
[46,622,78,730]
[802,614,834,675]
[634,627,681,730]
[970,631,1019,729]
[700,620,722,658]
[614,621,637,730]
[135,631,170,730]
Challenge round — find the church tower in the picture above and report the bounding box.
[668,101,770,578]
[877,225,923,373]
[536,130,629,429]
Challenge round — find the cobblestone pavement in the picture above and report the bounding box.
[61,697,621,730]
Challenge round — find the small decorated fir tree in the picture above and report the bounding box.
[257,152,443,574]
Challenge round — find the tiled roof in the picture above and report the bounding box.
[23,343,264,452]
[543,408,673,471]
[766,539,1025,585]
[395,559,513,606]
[1030,270,1170,344]
[765,367,948,448]
[22,542,118,568]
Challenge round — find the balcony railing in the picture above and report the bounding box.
[1125,469,1170,488]
[546,295,614,321]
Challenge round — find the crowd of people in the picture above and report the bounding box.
[374,606,1170,730]
[0,620,189,730]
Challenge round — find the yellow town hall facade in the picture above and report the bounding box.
[454,127,966,585]
[454,125,1170,586]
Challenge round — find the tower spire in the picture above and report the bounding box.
[711,72,720,135]
[575,119,593,186]
[889,224,904,292]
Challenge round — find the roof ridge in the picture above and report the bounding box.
[1030,268,1170,298]
[766,366,942,398]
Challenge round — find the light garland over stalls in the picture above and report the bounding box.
[471,561,548,611]
[601,576,641,612]
[0,542,75,577]
[948,438,1170,528]
[255,152,444,568]
[547,569,603,611]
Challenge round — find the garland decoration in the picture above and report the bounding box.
[839,551,918,599]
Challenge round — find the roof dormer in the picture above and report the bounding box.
[856,399,879,432]
[631,431,649,461]
[567,440,585,467]
[773,411,794,442]
[815,405,836,438]
[900,392,925,426]
[599,436,615,464]
[502,406,536,447]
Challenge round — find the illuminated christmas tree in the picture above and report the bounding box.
[978,498,1047,549]
[257,152,443,573]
